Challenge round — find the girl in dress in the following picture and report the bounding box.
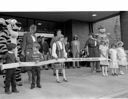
[52,35,68,83]
[99,41,109,76]
[109,44,118,76]
[116,41,128,75]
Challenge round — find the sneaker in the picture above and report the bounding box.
[12,90,19,93]
[102,73,105,76]
[56,80,61,83]
[37,85,42,88]
[5,91,12,94]
[105,73,108,76]
[111,73,115,76]
[30,85,35,89]
[63,79,68,82]
[114,73,118,76]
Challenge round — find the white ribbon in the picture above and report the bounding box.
[1,57,109,70]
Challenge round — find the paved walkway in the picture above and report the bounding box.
[0,67,128,99]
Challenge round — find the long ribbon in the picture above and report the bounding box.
[1,57,109,70]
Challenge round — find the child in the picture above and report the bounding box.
[109,44,118,76]
[2,43,19,94]
[116,41,128,75]
[99,41,109,76]
[30,42,44,89]
[52,34,68,83]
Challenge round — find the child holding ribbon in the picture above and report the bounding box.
[109,44,119,76]
[99,41,109,76]
[30,42,44,89]
[1,43,19,94]
[52,34,68,83]
[116,41,128,75]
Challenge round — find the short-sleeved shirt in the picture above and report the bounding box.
[31,51,43,62]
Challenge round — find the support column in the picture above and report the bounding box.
[120,11,128,50]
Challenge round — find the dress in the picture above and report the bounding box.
[52,41,67,70]
[99,45,109,66]
[71,40,80,58]
[71,40,80,67]
[116,47,128,66]
[109,48,118,68]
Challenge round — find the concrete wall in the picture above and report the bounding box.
[72,20,90,49]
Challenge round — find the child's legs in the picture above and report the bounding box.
[104,66,108,75]
[62,68,67,79]
[11,69,17,91]
[111,68,114,74]
[27,70,32,82]
[114,68,117,73]
[36,67,41,86]
[5,70,13,91]
[31,68,36,86]
[101,65,105,75]
[56,69,59,80]
[119,65,123,72]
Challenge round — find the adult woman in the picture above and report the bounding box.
[21,24,38,82]
[85,34,100,72]
[71,35,80,68]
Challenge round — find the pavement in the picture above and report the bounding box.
[0,67,128,99]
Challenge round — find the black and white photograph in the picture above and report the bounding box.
[0,0,128,99]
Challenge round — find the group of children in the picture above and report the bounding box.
[0,42,44,94]
[99,40,128,76]
[0,34,68,94]
[0,39,128,94]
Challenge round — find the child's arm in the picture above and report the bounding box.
[52,43,58,60]
[16,57,20,62]
[40,53,44,61]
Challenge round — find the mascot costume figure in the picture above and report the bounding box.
[96,26,110,46]
[0,18,23,86]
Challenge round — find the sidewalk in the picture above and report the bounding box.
[0,67,128,99]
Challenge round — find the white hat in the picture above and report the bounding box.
[117,41,124,46]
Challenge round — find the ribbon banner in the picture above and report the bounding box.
[1,57,109,70]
